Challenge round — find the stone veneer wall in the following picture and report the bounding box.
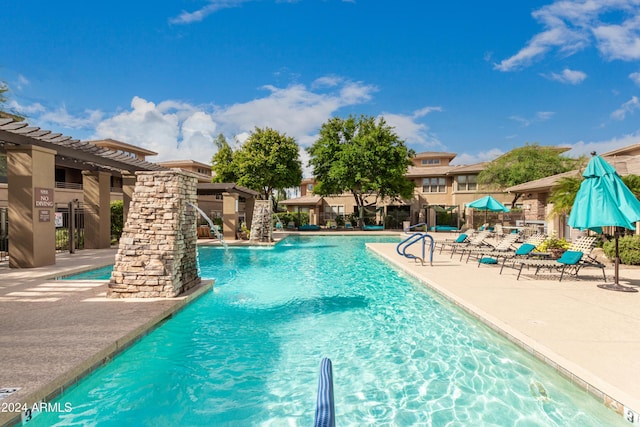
[249,199,272,242]
[108,170,201,298]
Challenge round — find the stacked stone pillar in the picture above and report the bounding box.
[108,170,201,298]
[249,199,272,242]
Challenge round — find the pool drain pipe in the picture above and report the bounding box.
[314,358,335,427]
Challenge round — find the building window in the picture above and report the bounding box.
[421,159,440,165]
[456,175,477,191]
[329,205,344,214]
[307,184,313,192]
[422,177,446,193]
[215,194,223,200]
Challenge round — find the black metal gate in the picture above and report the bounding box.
[55,202,85,253]
[385,206,411,229]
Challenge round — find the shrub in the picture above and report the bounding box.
[110,200,124,241]
[274,212,309,227]
[603,235,640,265]
[537,236,570,252]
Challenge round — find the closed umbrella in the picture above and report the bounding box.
[568,154,640,292]
[466,195,510,224]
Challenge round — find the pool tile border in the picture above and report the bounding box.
[0,280,213,427]
[366,244,634,423]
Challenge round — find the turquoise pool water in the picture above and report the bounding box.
[40,235,625,426]
[58,264,114,280]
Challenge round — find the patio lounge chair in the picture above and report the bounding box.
[460,232,520,262]
[436,232,468,252]
[440,230,491,258]
[493,233,548,273]
[470,233,546,272]
[514,236,605,281]
[514,249,606,282]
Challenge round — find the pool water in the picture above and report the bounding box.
[58,265,114,280]
[39,235,625,426]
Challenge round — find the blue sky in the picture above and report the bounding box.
[3,1,640,174]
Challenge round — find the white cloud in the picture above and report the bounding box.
[214,81,376,148]
[169,0,353,24]
[95,97,183,159]
[536,111,555,121]
[495,1,640,71]
[16,74,29,90]
[61,78,376,167]
[564,131,640,157]
[543,68,588,84]
[593,14,640,60]
[9,99,46,115]
[451,148,504,165]
[630,71,640,85]
[509,111,554,127]
[611,95,640,120]
[381,106,443,149]
[169,0,251,24]
[312,76,342,88]
[29,104,104,130]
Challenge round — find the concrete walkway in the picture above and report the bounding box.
[0,249,212,427]
[367,239,640,421]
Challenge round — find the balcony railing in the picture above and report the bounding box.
[55,181,82,190]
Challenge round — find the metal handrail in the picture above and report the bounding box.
[396,232,435,266]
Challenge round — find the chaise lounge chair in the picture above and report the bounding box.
[472,233,547,272]
[514,236,606,282]
[514,250,606,281]
[460,232,520,262]
[439,230,491,258]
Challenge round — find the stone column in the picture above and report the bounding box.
[83,171,111,249]
[122,172,136,224]
[6,145,56,268]
[108,170,200,298]
[222,192,238,240]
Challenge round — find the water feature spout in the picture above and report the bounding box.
[187,202,227,248]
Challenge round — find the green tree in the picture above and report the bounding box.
[479,143,583,205]
[548,175,582,217]
[110,200,124,241]
[233,127,303,199]
[0,80,24,121]
[211,133,237,183]
[622,175,640,199]
[308,115,415,226]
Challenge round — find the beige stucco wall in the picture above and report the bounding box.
[0,183,7,208]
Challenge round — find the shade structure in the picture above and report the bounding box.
[466,195,510,224]
[568,155,640,292]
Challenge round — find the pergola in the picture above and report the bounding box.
[0,118,166,268]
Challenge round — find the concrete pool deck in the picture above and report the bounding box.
[367,238,640,422]
[0,234,639,425]
[0,249,213,427]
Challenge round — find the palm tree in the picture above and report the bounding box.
[622,175,640,199]
[548,176,582,217]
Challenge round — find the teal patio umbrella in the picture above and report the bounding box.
[466,195,510,224]
[568,154,640,292]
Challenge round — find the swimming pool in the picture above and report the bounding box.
[37,235,625,426]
